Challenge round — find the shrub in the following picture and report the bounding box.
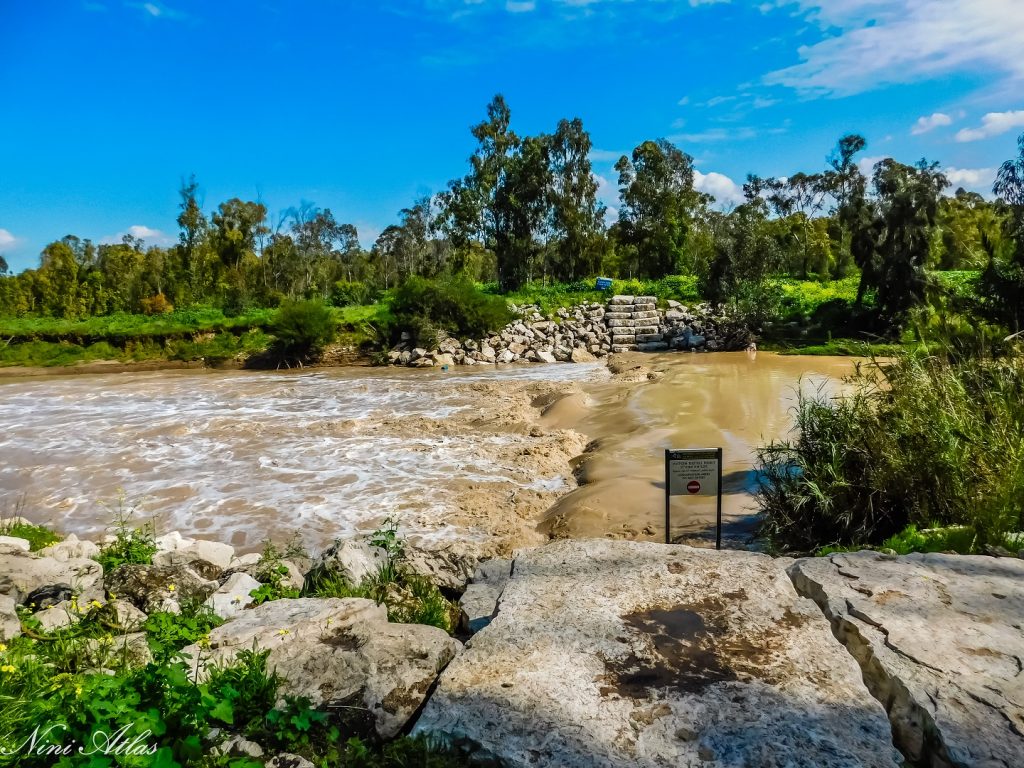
[0,518,60,551]
[270,299,337,360]
[388,277,512,345]
[95,498,158,573]
[140,293,175,315]
[757,351,1024,553]
[330,280,376,307]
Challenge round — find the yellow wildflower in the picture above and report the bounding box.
[0,665,16,674]
[90,600,102,609]
[0,643,7,654]
[75,686,83,697]
[277,628,290,636]
[167,584,176,592]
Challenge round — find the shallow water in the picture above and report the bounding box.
[0,364,605,549]
[540,352,857,545]
[0,354,854,552]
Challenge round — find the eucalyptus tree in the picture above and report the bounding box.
[978,133,1024,332]
[614,139,708,278]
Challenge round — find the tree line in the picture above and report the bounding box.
[1,95,1022,336]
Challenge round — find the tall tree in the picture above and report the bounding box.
[547,118,606,281]
[978,133,1024,332]
[614,139,707,278]
[176,175,207,289]
[211,199,269,270]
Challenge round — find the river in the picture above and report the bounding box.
[0,353,854,555]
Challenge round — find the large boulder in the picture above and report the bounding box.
[402,541,478,592]
[152,539,235,580]
[309,539,387,588]
[414,539,900,768]
[106,564,217,613]
[181,598,460,739]
[0,550,103,605]
[459,558,511,634]
[789,551,1024,768]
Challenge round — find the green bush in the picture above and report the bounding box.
[95,501,158,573]
[331,280,377,307]
[270,299,337,360]
[0,519,60,551]
[757,351,1024,553]
[388,276,512,345]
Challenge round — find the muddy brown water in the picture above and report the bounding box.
[0,353,854,553]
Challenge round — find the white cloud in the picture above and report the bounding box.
[677,96,691,106]
[694,170,745,206]
[506,0,535,11]
[671,127,758,143]
[911,112,952,135]
[0,228,17,249]
[944,166,996,190]
[764,1,1024,96]
[955,110,1024,142]
[101,225,172,246]
[857,155,888,176]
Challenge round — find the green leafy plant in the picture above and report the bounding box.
[269,299,337,361]
[0,518,60,551]
[388,276,512,346]
[144,607,223,664]
[94,496,158,573]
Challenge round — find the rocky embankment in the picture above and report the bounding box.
[3,523,1022,767]
[387,296,752,368]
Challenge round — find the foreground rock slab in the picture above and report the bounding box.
[789,551,1024,768]
[183,597,460,739]
[415,539,899,768]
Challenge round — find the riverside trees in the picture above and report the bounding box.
[1,96,1021,343]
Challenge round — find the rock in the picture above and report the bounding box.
[0,550,103,605]
[183,598,460,739]
[25,583,74,609]
[459,558,512,634]
[266,754,314,768]
[106,564,217,613]
[214,736,265,758]
[534,350,557,364]
[415,539,899,768]
[310,539,387,589]
[0,536,30,552]
[789,551,1024,768]
[403,542,478,592]
[39,534,100,562]
[33,599,85,632]
[153,539,235,579]
[206,572,262,620]
[0,595,20,641]
[570,347,597,363]
[83,632,153,668]
[154,531,195,554]
[228,552,262,570]
[636,342,669,352]
[497,349,515,364]
[434,353,455,368]
[104,599,148,631]
[608,295,634,306]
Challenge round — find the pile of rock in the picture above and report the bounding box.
[386,297,753,367]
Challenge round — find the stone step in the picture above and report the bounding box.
[611,335,636,345]
[631,303,657,313]
[635,333,664,343]
[607,295,635,306]
[634,326,659,336]
[605,318,636,328]
[604,312,634,321]
[633,295,657,305]
[611,344,637,353]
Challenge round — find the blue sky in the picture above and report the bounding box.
[2,0,1023,272]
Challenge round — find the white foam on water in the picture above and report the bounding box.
[0,363,606,548]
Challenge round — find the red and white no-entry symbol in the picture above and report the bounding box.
[686,480,701,494]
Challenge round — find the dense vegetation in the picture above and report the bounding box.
[0,516,468,767]
[756,138,1024,555]
[2,98,1023,366]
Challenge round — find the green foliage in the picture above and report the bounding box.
[815,525,978,556]
[0,518,60,551]
[247,539,305,606]
[331,280,377,307]
[269,299,337,359]
[305,520,458,634]
[143,608,223,665]
[388,276,512,345]
[95,500,158,573]
[758,351,1024,553]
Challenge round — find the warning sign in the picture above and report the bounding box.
[666,449,720,497]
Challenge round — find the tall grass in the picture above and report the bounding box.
[757,351,1024,553]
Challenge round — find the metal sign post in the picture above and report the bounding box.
[664,448,724,549]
